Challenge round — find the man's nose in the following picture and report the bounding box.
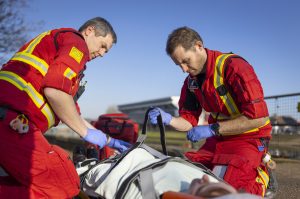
[181,64,189,73]
[98,49,107,57]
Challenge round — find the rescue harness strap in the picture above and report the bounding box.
[212,54,270,135]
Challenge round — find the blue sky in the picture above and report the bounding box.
[24,0,300,119]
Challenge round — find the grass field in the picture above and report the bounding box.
[140,130,300,158]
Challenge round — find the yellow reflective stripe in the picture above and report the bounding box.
[255,176,266,197]
[11,31,51,76]
[41,104,55,128]
[214,54,240,115]
[24,31,51,53]
[11,52,49,76]
[242,119,271,134]
[63,67,77,80]
[0,71,55,128]
[257,167,269,189]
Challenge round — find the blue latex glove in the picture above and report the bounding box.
[107,138,131,153]
[149,107,172,125]
[187,124,216,142]
[83,128,107,148]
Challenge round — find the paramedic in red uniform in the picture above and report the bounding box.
[149,27,271,197]
[0,17,130,198]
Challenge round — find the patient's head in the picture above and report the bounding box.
[188,174,237,197]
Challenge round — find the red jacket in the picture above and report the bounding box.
[0,28,89,133]
[178,49,271,139]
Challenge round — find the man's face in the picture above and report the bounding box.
[84,26,113,60]
[171,43,206,76]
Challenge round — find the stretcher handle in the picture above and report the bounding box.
[142,107,168,155]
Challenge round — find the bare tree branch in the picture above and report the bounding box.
[0,0,32,64]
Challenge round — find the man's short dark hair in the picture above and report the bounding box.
[79,17,117,44]
[166,26,203,56]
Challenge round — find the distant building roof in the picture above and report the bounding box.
[118,96,179,111]
[270,115,298,125]
[118,96,180,124]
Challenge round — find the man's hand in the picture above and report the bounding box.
[187,124,216,142]
[83,128,107,148]
[83,129,131,153]
[107,138,131,153]
[149,107,172,125]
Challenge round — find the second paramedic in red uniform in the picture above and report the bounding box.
[0,17,130,198]
[149,27,272,196]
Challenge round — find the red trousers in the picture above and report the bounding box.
[0,109,80,199]
[185,137,266,196]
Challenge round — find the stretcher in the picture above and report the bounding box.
[74,108,222,199]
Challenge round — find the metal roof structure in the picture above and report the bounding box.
[118,96,180,124]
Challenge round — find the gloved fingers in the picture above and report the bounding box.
[118,146,129,153]
[187,136,197,143]
[114,143,130,153]
[149,109,160,118]
[155,107,167,116]
[84,129,107,148]
[150,119,158,124]
[149,109,160,124]
[109,138,131,153]
[107,137,116,148]
[120,140,132,148]
[187,130,198,142]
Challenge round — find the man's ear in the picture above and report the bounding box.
[84,26,94,36]
[195,41,204,49]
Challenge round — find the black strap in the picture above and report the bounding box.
[73,68,87,102]
[141,108,153,135]
[73,83,86,102]
[157,114,167,155]
[142,107,168,155]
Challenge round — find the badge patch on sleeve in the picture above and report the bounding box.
[69,47,83,63]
